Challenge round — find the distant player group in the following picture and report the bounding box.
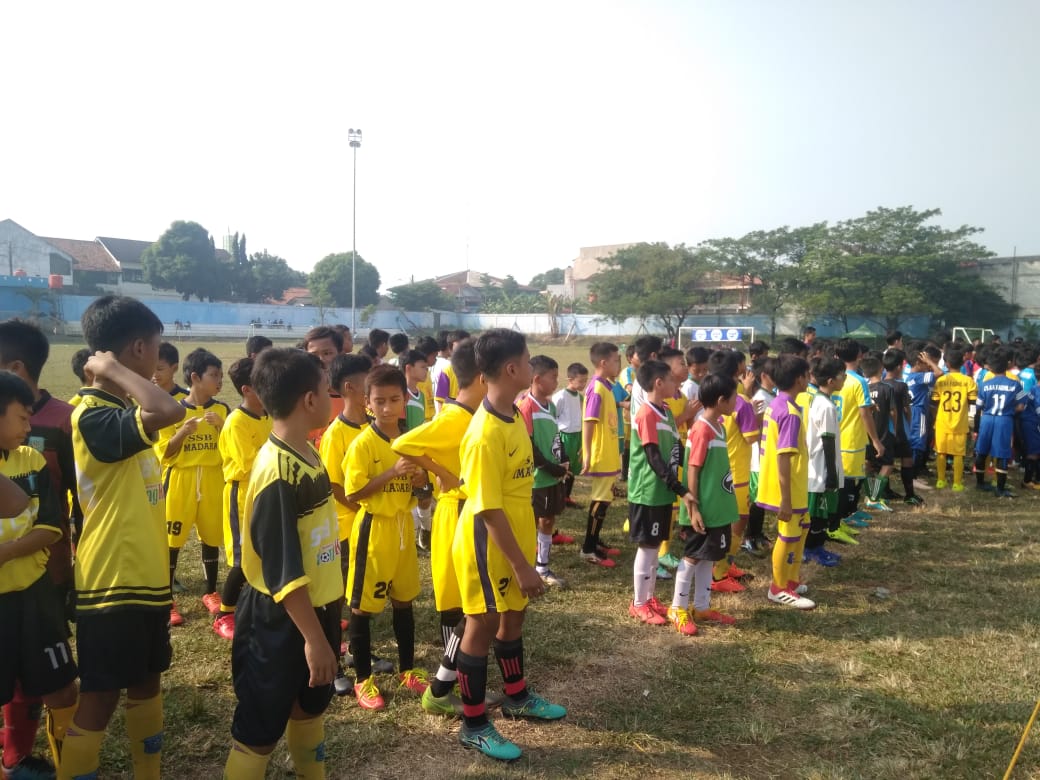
[0,297,1034,777]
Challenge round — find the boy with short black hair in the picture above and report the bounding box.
[862,355,899,512]
[974,347,1026,497]
[519,355,569,588]
[152,341,188,401]
[451,329,565,761]
[802,357,845,568]
[749,340,770,360]
[245,335,273,359]
[415,336,440,422]
[552,362,588,511]
[581,342,623,568]
[368,328,390,360]
[402,350,429,432]
[303,327,343,368]
[160,348,229,625]
[906,345,943,477]
[69,347,92,406]
[881,348,919,503]
[213,358,272,641]
[60,295,185,780]
[432,330,471,413]
[932,347,977,491]
[222,348,341,779]
[345,365,430,711]
[388,333,410,366]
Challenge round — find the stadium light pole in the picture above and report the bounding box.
[349,128,362,333]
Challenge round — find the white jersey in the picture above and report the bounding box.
[680,378,704,424]
[807,392,844,493]
[552,387,584,434]
[629,379,647,420]
[750,388,775,473]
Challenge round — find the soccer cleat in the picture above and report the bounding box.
[581,550,616,568]
[803,547,841,567]
[787,581,809,595]
[458,722,522,761]
[598,544,621,557]
[655,564,673,580]
[399,669,430,695]
[848,510,872,522]
[710,576,745,593]
[767,585,816,609]
[629,601,667,625]
[340,618,349,631]
[551,531,575,545]
[693,608,736,625]
[212,612,235,639]
[501,690,567,721]
[839,521,861,535]
[904,494,925,506]
[646,596,670,617]
[373,655,395,674]
[1,756,56,780]
[666,606,698,636]
[951,484,965,492]
[863,499,892,513]
[334,665,353,697]
[658,552,681,569]
[843,515,869,529]
[741,536,769,558]
[976,483,995,492]
[996,489,1016,499]
[539,569,567,588]
[727,562,750,580]
[169,602,185,627]
[201,592,222,615]
[563,497,581,509]
[354,677,385,710]
[421,686,463,716]
[826,527,859,545]
[934,480,948,489]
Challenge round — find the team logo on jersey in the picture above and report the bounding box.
[28,435,45,453]
[722,471,734,494]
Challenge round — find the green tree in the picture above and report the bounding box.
[528,267,565,289]
[308,252,380,308]
[249,251,305,302]
[589,242,719,340]
[142,220,222,301]
[387,280,455,311]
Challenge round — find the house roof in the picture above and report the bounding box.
[272,286,312,305]
[40,237,120,273]
[432,270,505,289]
[96,236,154,267]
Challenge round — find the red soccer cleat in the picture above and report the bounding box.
[213,612,235,639]
[710,576,746,593]
[201,592,222,615]
[598,545,621,558]
[551,531,575,545]
[170,602,185,627]
[629,602,667,625]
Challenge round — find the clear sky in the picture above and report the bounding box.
[3,1,1036,289]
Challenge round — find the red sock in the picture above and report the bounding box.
[2,685,42,767]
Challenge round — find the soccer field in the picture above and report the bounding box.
[32,338,1040,779]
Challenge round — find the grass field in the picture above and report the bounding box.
[30,338,1040,779]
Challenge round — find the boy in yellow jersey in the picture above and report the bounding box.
[581,341,622,568]
[60,295,185,780]
[391,339,488,716]
[452,329,566,761]
[433,330,470,414]
[158,348,229,625]
[415,336,440,421]
[152,341,189,401]
[402,349,434,551]
[756,355,816,610]
[68,348,91,407]
[932,346,977,491]
[213,358,272,641]
[222,349,341,780]
[344,365,430,711]
[0,372,78,779]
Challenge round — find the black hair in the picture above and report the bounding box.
[748,340,769,358]
[834,338,861,363]
[250,348,324,420]
[245,335,273,357]
[945,347,966,371]
[183,348,222,386]
[451,338,479,389]
[0,370,35,417]
[751,356,776,382]
[685,346,711,365]
[589,341,619,366]
[772,355,811,391]
[882,348,906,374]
[227,358,255,396]
[886,330,903,345]
[1015,348,1037,369]
[449,330,471,347]
[0,319,49,382]
[530,355,559,376]
[707,349,740,378]
[698,373,737,408]
[859,355,882,379]
[366,363,407,395]
[475,329,527,380]
[988,346,1010,374]
[811,356,845,385]
[303,325,343,352]
[436,330,450,352]
[658,346,684,364]
[636,360,671,391]
[803,326,816,336]
[359,344,379,361]
[158,342,179,365]
[777,337,809,357]
[71,348,91,383]
[416,336,440,359]
[567,362,589,379]
[625,343,637,360]
[368,328,390,348]
[402,349,428,368]
[81,295,163,355]
[389,333,409,354]
[633,335,663,364]
[329,353,372,391]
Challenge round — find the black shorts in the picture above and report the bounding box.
[231,585,340,746]
[628,503,671,545]
[677,523,731,562]
[531,483,565,518]
[76,607,171,693]
[867,432,896,467]
[893,435,912,460]
[0,573,78,704]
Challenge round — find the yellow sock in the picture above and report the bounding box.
[46,700,77,768]
[224,740,272,779]
[56,723,103,780]
[287,716,326,779]
[125,695,163,780]
[771,539,793,590]
[788,521,809,584]
[936,454,947,483]
[952,455,964,487]
[658,512,676,560]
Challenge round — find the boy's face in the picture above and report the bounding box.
[569,373,588,392]
[308,373,332,427]
[716,391,737,416]
[790,372,810,395]
[601,351,621,380]
[375,342,389,358]
[505,348,534,394]
[658,372,679,399]
[341,332,354,353]
[0,401,31,451]
[534,369,559,397]
[339,373,367,402]
[152,360,176,389]
[407,360,429,384]
[829,371,847,392]
[192,366,224,398]
[367,382,406,426]
[688,361,709,383]
[307,337,340,369]
[130,333,162,381]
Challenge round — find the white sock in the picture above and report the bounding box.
[692,559,714,612]
[536,531,552,574]
[671,558,695,610]
[415,503,432,530]
[633,546,657,605]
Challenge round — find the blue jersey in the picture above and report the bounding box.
[976,375,1026,418]
[905,371,937,411]
[1020,367,1036,394]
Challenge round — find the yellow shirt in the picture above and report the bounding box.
[418,375,435,421]
[584,376,621,476]
[158,398,229,470]
[458,399,535,527]
[756,391,808,514]
[723,394,759,485]
[345,425,417,519]
[0,446,61,593]
[932,372,978,435]
[219,406,271,483]
[836,369,871,455]
[319,413,369,539]
[391,399,474,500]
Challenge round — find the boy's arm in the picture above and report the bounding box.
[345,454,416,503]
[685,462,704,532]
[0,474,28,517]
[581,419,596,474]
[478,508,543,597]
[0,464,61,566]
[859,405,884,458]
[281,587,337,687]
[821,434,839,491]
[87,351,184,434]
[777,452,793,520]
[0,528,60,567]
[163,416,199,460]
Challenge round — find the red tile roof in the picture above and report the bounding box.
[41,237,120,273]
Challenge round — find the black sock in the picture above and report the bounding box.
[582,503,599,553]
[1025,460,1036,484]
[564,472,574,499]
[493,637,527,702]
[219,566,246,611]
[840,478,857,519]
[349,614,372,681]
[805,508,828,549]
[340,540,350,591]
[201,544,219,593]
[900,466,915,498]
[976,455,987,486]
[392,606,415,672]
[996,459,1008,491]
[440,609,465,651]
[169,548,180,592]
[431,618,466,698]
[747,502,765,538]
[592,501,608,548]
[457,650,489,728]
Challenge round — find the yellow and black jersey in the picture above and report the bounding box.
[219,406,272,483]
[0,446,60,594]
[345,424,417,519]
[72,388,169,613]
[319,413,369,538]
[391,400,474,501]
[459,399,535,526]
[241,435,341,606]
[157,397,229,469]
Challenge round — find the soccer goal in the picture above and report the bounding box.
[952,326,995,345]
[678,325,755,351]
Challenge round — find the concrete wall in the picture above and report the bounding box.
[973,256,1040,318]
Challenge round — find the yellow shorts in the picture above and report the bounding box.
[452,509,535,615]
[347,511,420,614]
[590,476,615,503]
[841,449,866,480]
[935,431,969,457]
[431,496,464,612]
[775,511,810,543]
[733,481,750,519]
[223,480,247,566]
[337,506,357,544]
[166,465,224,548]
